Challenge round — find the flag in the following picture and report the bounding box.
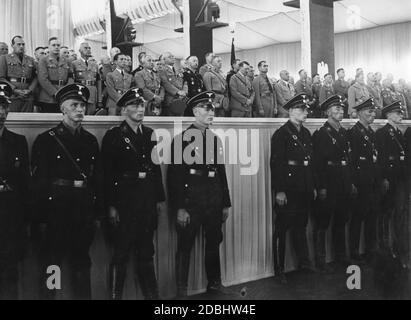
[230,37,236,66]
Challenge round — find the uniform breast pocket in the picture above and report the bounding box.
[7,63,20,75]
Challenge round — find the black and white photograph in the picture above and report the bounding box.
[0,0,411,307]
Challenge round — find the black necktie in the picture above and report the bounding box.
[85,60,88,67]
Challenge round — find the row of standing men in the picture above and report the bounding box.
[0,79,410,298]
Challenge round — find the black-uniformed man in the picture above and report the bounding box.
[31,84,102,300]
[271,93,317,283]
[102,88,165,300]
[183,56,205,116]
[0,36,38,112]
[313,95,356,272]
[0,81,30,299]
[348,98,380,264]
[168,91,232,298]
[376,101,408,267]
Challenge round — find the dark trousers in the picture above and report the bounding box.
[350,184,379,258]
[41,186,95,300]
[313,192,350,265]
[379,180,408,259]
[273,191,312,274]
[0,192,24,300]
[176,210,223,290]
[109,183,159,300]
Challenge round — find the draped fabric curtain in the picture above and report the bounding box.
[221,21,411,80]
[0,0,74,56]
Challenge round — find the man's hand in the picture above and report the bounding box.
[382,179,390,194]
[177,209,190,228]
[108,206,120,227]
[318,189,327,201]
[276,192,287,207]
[14,89,25,97]
[222,207,230,223]
[246,99,252,106]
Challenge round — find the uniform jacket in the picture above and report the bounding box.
[101,121,165,209]
[313,121,353,194]
[203,68,229,111]
[134,68,165,102]
[229,72,255,113]
[183,68,205,99]
[37,55,73,103]
[348,82,370,117]
[334,79,350,99]
[105,69,133,104]
[31,123,102,220]
[375,123,406,184]
[275,80,296,117]
[348,121,380,187]
[168,124,231,210]
[0,128,30,198]
[72,58,101,104]
[295,79,314,99]
[366,83,383,108]
[199,63,213,78]
[0,53,37,93]
[270,121,316,193]
[159,65,185,107]
[319,84,335,104]
[252,74,276,117]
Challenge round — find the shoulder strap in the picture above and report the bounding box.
[49,131,87,180]
[323,126,348,157]
[388,128,405,155]
[284,125,310,157]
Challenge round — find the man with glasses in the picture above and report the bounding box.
[168,91,232,298]
[0,36,38,112]
[31,84,102,299]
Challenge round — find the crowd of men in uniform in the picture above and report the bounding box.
[0,34,411,300]
[1,37,411,119]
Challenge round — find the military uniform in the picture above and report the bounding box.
[229,72,255,118]
[37,55,73,113]
[159,65,187,116]
[203,68,229,117]
[313,96,353,269]
[102,89,165,300]
[199,63,213,78]
[0,81,30,299]
[252,74,276,118]
[105,69,133,115]
[270,94,315,280]
[334,79,350,118]
[376,101,408,262]
[0,53,37,112]
[348,82,370,118]
[319,84,335,105]
[72,58,102,115]
[31,85,102,299]
[183,68,205,116]
[348,99,380,262]
[295,79,316,118]
[134,68,165,116]
[168,92,231,297]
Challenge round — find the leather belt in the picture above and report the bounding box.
[288,160,310,167]
[50,80,68,86]
[8,77,31,84]
[327,160,348,167]
[79,80,96,86]
[189,168,217,178]
[388,156,405,162]
[53,179,87,188]
[359,156,377,163]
